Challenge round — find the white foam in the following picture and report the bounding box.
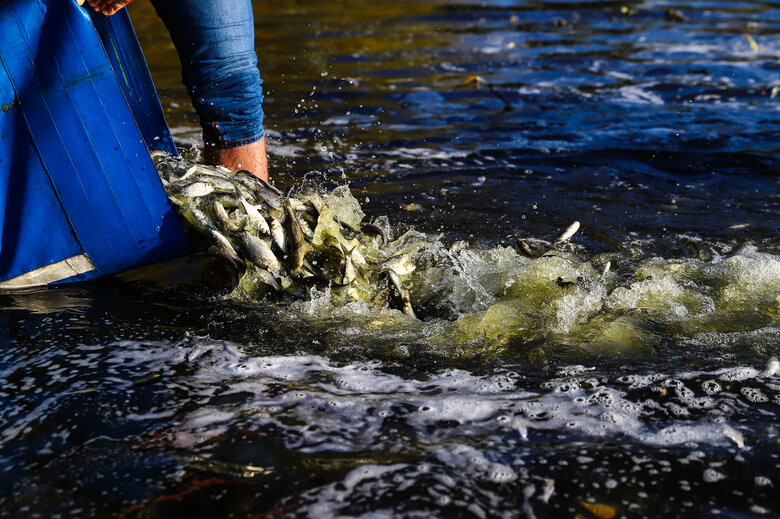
[763,359,779,378]
[717,367,760,382]
[161,352,772,453]
[741,387,769,403]
[291,463,408,519]
[703,468,726,483]
[619,85,664,105]
[435,445,517,483]
[126,410,176,421]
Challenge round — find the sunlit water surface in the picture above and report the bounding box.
[2,0,779,517]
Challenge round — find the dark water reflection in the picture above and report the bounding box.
[1,0,779,517]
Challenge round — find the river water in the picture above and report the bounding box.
[1,0,779,517]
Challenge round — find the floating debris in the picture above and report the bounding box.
[745,33,762,52]
[401,202,425,212]
[63,388,100,396]
[581,501,618,519]
[464,75,512,112]
[665,8,685,22]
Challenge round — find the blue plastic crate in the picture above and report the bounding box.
[0,0,190,288]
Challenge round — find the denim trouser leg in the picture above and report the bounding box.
[149,0,264,148]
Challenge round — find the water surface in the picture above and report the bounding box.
[1,0,779,517]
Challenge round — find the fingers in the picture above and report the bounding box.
[86,0,108,11]
[88,0,113,10]
[86,0,133,17]
[103,4,126,16]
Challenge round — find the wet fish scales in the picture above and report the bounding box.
[240,197,271,235]
[269,217,287,254]
[284,198,310,276]
[232,169,284,210]
[242,231,282,274]
[210,229,243,266]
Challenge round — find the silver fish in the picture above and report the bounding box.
[269,217,287,254]
[153,153,433,317]
[360,222,388,247]
[254,266,281,290]
[208,246,240,287]
[284,198,310,276]
[210,229,242,265]
[239,197,271,235]
[340,245,357,285]
[298,217,315,239]
[386,269,416,318]
[232,170,283,210]
[242,231,281,274]
[177,181,214,198]
[184,207,216,233]
[381,254,415,276]
[517,240,535,258]
[192,173,239,193]
[554,221,580,245]
[213,200,242,233]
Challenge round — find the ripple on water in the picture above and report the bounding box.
[2,0,779,515]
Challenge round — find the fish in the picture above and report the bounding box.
[191,173,240,193]
[386,269,416,318]
[360,222,388,247]
[554,221,580,245]
[284,197,310,276]
[381,254,415,276]
[242,231,281,274]
[213,200,242,233]
[517,240,535,258]
[210,229,243,266]
[239,197,271,235]
[269,217,287,254]
[208,245,240,286]
[232,169,283,210]
[153,153,584,319]
[177,181,214,198]
[340,245,357,285]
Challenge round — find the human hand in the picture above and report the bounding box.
[86,0,134,17]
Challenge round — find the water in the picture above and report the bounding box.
[2,0,779,516]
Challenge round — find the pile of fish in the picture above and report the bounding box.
[153,153,428,316]
[153,153,583,319]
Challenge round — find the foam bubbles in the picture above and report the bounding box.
[741,387,769,403]
[703,468,726,483]
[255,243,780,358]
[702,380,722,395]
[718,367,760,382]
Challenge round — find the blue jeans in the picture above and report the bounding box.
[150,0,264,148]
